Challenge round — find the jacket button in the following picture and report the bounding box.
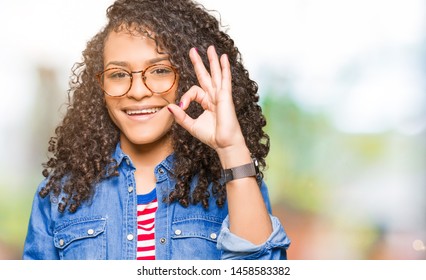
[160,237,166,244]
[87,229,94,235]
[174,229,182,236]
[128,186,134,193]
[59,239,65,246]
[210,233,217,240]
[126,159,130,165]
[158,168,165,174]
[127,234,134,241]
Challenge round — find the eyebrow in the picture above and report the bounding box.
[105,56,170,68]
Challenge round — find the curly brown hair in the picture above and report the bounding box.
[39,0,270,213]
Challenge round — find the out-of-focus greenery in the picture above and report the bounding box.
[262,92,390,211]
[0,180,34,256]
[261,89,425,259]
[263,92,332,212]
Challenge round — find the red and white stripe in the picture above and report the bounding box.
[136,198,158,260]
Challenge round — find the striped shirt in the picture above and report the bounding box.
[136,189,158,260]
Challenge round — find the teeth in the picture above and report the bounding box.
[126,107,162,115]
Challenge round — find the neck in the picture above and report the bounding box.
[120,133,173,169]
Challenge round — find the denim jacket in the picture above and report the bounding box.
[23,144,290,260]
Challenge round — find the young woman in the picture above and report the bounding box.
[23,0,290,260]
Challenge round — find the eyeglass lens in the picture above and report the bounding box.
[99,64,176,96]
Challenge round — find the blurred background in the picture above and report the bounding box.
[0,0,425,259]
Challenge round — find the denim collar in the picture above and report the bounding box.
[112,142,175,174]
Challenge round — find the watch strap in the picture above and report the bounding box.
[219,158,259,185]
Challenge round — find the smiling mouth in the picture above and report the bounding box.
[125,107,163,116]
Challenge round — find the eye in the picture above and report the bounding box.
[149,65,174,77]
[105,69,131,80]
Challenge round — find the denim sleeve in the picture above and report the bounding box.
[22,180,59,260]
[216,180,291,260]
[217,215,290,260]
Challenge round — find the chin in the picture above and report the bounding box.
[122,127,172,146]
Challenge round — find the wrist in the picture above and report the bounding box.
[216,144,251,169]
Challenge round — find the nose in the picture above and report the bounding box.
[126,72,153,100]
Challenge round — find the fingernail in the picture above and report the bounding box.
[179,102,183,108]
[167,106,173,113]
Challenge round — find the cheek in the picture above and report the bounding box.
[167,81,179,104]
[104,99,120,123]
[161,95,178,105]
[104,96,111,109]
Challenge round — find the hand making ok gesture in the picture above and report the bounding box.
[167,45,247,166]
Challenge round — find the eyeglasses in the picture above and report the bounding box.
[96,64,178,97]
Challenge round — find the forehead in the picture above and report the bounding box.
[103,28,160,65]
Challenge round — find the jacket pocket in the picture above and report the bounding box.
[170,216,222,259]
[53,216,107,260]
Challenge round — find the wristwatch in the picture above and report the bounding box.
[219,158,260,185]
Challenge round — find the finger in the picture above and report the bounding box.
[207,45,222,92]
[219,53,232,100]
[189,48,215,96]
[167,103,196,135]
[179,85,210,110]
[216,53,238,133]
